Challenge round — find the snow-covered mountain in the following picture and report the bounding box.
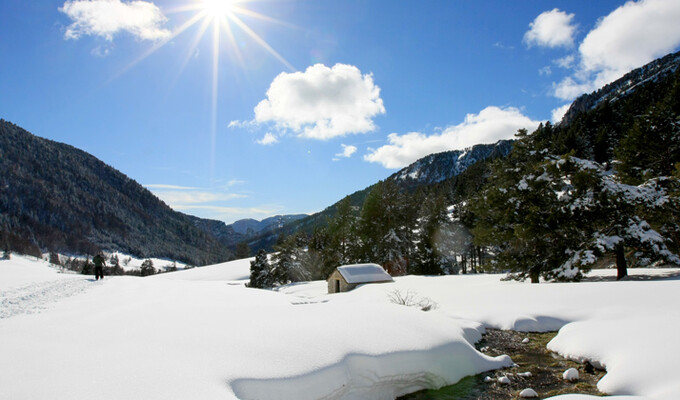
[561,50,680,125]
[390,140,513,188]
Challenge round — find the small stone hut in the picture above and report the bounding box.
[327,263,393,294]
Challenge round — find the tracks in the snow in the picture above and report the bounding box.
[0,277,97,319]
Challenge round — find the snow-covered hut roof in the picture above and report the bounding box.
[336,263,393,284]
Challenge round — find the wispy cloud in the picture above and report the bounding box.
[523,8,577,49]
[59,0,170,41]
[150,191,246,205]
[145,182,286,223]
[145,184,200,190]
[554,55,575,69]
[364,106,541,169]
[145,184,247,215]
[539,66,552,76]
[227,179,245,187]
[251,63,385,140]
[90,43,114,57]
[493,42,515,50]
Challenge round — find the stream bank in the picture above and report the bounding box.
[399,329,605,399]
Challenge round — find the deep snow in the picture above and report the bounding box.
[1,255,679,399]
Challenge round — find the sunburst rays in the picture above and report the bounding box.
[116,0,296,178]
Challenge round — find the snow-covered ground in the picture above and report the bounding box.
[157,256,253,282]
[1,255,679,400]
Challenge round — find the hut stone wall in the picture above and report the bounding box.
[327,269,357,293]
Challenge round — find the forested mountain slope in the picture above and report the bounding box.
[561,50,680,126]
[546,49,680,168]
[244,140,512,252]
[0,120,231,265]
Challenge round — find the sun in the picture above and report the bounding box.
[200,0,234,18]
[116,0,296,178]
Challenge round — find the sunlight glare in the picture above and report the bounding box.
[115,0,296,179]
[201,0,234,18]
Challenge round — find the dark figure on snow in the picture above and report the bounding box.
[93,253,105,280]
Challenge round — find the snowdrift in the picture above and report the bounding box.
[2,255,680,400]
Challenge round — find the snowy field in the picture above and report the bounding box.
[1,255,679,399]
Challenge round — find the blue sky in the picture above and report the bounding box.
[2,0,680,224]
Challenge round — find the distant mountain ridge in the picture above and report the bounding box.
[186,214,308,249]
[231,215,308,235]
[0,120,231,265]
[561,50,680,125]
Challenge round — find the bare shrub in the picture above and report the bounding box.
[388,289,438,311]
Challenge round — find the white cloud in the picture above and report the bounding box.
[60,0,170,41]
[253,63,385,140]
[579,0,680,85]
[551,104,571,124]
[539,66,552,76]
[334,144,357,159]
[228,120,254,129]
[552,76,598,101]
[550,0,680,101]
[256,132,278,145]
[524,9,577,48]
[364,106,541,169]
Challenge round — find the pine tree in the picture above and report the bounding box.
[557,158,680,280]
[357,180,416,275]
[309,227,334,280]
[108,254,124,275]
[248,249,271,288]
[324,196,358,270]
[235,242,250,259]
[140,259,156,276]
[414,194,451,275]
[272,234,303,285]
[49,251,61,266]
[471,130,572,282]
[617,100,680,184]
